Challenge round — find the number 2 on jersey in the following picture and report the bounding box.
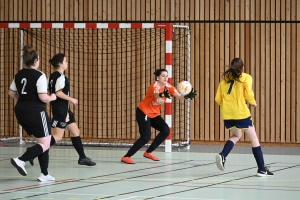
[21,78,27,94]
[227,80,234,94]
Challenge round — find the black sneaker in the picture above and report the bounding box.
[27,147,34,166]
[256,166,274,177]
[216,153,226,171]
[78,157,96,166]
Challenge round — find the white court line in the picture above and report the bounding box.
[8,191,228,200]
[118,196,227,200]
[1,191,110,196]
[118,196,139,200]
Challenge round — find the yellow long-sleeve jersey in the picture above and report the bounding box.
[215,72,256,120]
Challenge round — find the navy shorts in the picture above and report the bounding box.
[224,116,254,129]
[51,110,75,129]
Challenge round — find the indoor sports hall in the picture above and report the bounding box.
[1,1,300,200]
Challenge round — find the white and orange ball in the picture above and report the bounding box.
[177,81,192,95]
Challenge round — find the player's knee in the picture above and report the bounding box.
[249,137,260,146]
[50,136,56,146]
[161,126,170,137]
[71,128,80,137]
[53,134,63,142]
[141,135,151,143]
[230,136,240,144]
[39,143,50,152]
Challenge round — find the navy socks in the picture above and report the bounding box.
[221,140,234,157]
[252,146,265,171]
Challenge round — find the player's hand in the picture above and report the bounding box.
[70,98,78,105]
[184,88,197,100]
[250,103,257,107]
[50,93,57,101]
[159,87,171,99]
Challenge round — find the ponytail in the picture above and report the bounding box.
[222,58,244,82]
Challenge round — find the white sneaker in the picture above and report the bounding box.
[11,158,27,176]
[216,154,225,171]
[38,173,55,182]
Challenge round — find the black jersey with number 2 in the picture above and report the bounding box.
[9,68,51,137]
[10,68,48,107]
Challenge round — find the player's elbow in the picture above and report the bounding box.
[246,97,256,105]
[215,99,222,105]
[38,93,50,103]
[8,90,18,100]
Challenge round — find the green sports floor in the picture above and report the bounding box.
[0,143,299,200]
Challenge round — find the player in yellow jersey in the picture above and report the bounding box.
[215,58,273,177]
[121,69,197,164]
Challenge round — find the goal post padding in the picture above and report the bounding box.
[0,23,190,151]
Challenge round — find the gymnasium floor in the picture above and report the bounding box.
[0,142,299,200]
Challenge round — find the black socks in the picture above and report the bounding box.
[38,150,49,175]
[50,135,56,146]
[19,144,43,162]
[71,136,86,159]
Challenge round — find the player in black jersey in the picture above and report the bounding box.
[9,45,57,182]
[47,53,95,166]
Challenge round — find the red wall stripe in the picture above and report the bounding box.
[63,23,74,28]
[86,23,97,28]
[108,23,119,28]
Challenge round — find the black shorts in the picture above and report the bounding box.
[224,116,254,129]
[51,110,75,129]
[14,104,51,138]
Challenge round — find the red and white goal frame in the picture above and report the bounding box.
[0,22,190,152]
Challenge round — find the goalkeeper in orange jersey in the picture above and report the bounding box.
[121,69,197,164]
[215,58,273,177]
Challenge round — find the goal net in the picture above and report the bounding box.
[0,23,190,150]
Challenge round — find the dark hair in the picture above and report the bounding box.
[154,69,168,77]
[49,53,65,68]
[222,58,244,82]
[22,45,38,67]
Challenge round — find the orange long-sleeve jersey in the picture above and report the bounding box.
[138,81,176,118]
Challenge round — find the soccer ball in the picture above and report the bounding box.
[177,81,192,95]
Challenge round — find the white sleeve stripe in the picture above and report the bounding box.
[9,89,18,92]
[36,74,48,93]
[52,120,58,128]
[55,88,64,92]
[9,79,17,91]
[56,75,66,92]
[40,111,49,136]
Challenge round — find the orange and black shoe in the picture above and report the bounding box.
[121,156,135,164]
[143,151,160,161]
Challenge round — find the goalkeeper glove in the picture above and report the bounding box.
[184,88,197,100]
[159,87,171,99]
